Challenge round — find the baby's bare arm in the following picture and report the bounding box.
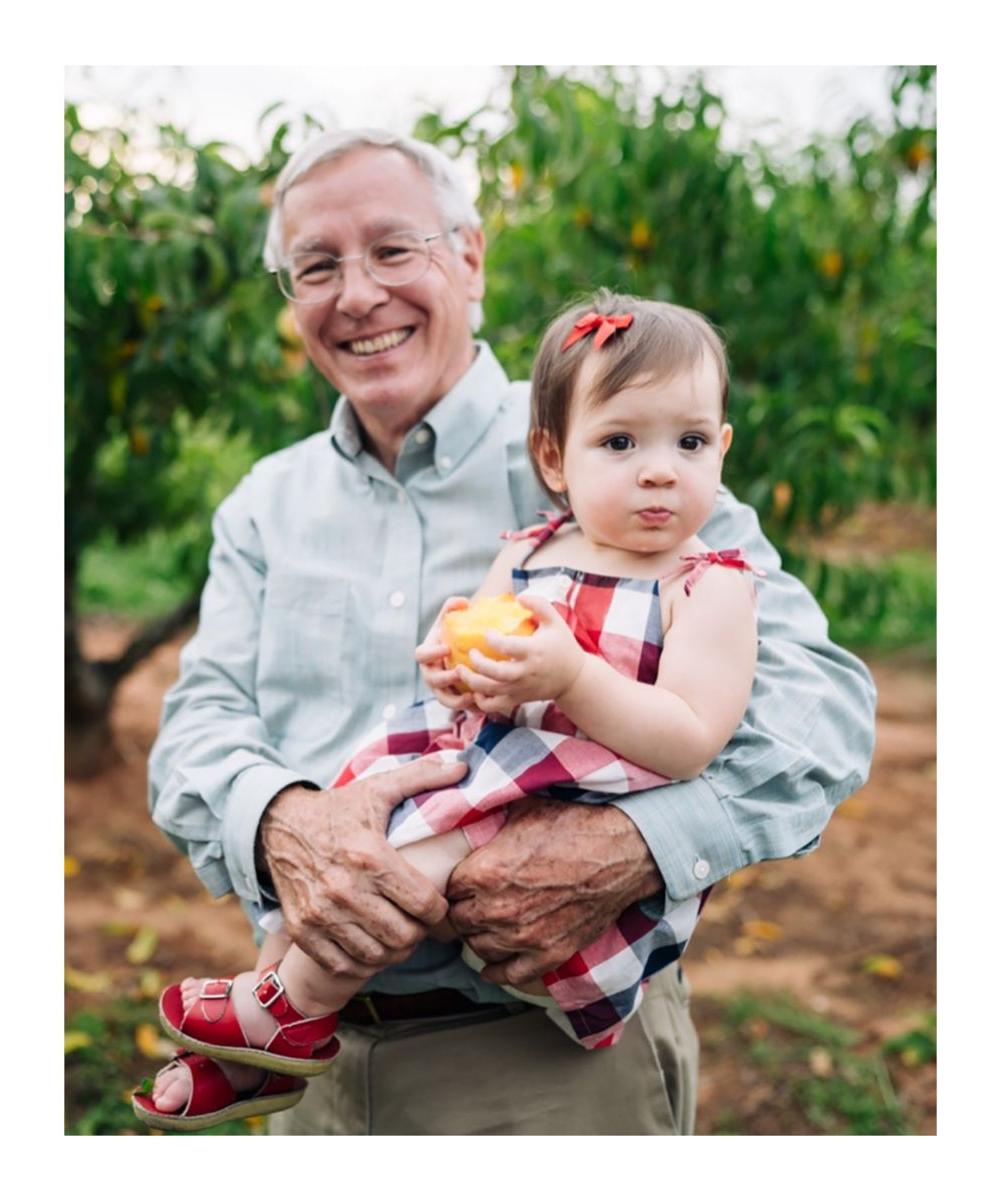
[559,567,758,777]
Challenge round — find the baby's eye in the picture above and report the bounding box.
[679,434,706,452]
[602,434,634,452]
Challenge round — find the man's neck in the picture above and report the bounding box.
[355,343,480,474]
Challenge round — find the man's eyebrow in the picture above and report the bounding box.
[289,220,422,255]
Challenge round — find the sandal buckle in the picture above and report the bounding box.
[253,969,285,1009]
[198,979,233,1001]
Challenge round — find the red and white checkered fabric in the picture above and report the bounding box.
[332,514,760,1049]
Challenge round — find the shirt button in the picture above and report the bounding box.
[396,488,407,504]
[382,703,397,720]
[439,455,452,470]
[414,428,431,445]
[389,590,405,608]
[693,859,710,881]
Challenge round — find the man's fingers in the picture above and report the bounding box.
[318,919,393,967]
[377,852,451,926]
[293,926,373,979]
[366,756,468,811]
[480,952,555,988]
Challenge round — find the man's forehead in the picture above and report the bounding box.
[282,149,440,250]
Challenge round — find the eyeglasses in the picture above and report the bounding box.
[272,230,455,304]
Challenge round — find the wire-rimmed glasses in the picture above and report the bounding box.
[272,230,454,304]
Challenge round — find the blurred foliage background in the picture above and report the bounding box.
[65,65,935,742]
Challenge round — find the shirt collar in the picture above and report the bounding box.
[328,341,510,475]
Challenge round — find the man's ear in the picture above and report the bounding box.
[531,429,565,495]
[457,226,486,302]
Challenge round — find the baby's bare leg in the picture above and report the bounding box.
[403,830,547,994]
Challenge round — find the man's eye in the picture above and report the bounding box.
[373,243,417,263]
[679,435,706,451]
[295,257,337,282]
[603,435,634,452]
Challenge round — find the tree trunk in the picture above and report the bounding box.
[65,556,202,778]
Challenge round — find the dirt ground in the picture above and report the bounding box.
[65,621,935,1135]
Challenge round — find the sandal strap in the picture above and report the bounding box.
[166,1052,237,1119]
[253,965,340,1050]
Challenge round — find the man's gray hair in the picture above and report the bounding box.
[263,128,484,331]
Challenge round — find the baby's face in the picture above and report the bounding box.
[548,353,732,556]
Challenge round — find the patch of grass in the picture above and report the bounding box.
[78,530,199,619]
[65,1000,260,1136]
[794,550,936,657]
[883,1011,936,1067]
[706,992,927,1135]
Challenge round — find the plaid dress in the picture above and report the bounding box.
[333,513,763,1049]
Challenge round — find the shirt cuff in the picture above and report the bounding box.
[221,765,320,905]
[610,774,746,903]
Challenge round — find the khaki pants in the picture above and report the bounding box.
[268,965,698,1136]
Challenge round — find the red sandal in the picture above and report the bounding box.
[132,1050,307,1132]
[158,964,340,1077]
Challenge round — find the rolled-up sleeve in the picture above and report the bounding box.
[612,487,877,902]
[147,476,317,904]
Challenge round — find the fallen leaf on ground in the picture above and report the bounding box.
[732,936,759,957]
[134,1023,175,1060]
[64,855,81,877]
[126,925,159,964]
[837,796,870,821]
[244,1115,264,1130]
[863,953,903,979]
[103,919,138,937]
[65,1031,93,1054]
[138,969,163,998]
[743,1017,770,1041]
[742,920,783,941]
[114,887,144,911]
[808,1047,834,1076]
[65,964,112,994]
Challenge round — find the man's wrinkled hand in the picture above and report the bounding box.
[446,796,663,988]
[259,758,468,976]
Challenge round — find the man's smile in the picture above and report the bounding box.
[338,326,416,357]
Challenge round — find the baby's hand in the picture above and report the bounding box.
[455,593,585,714]
[415,596,476,711]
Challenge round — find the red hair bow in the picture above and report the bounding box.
[561,311,634,351]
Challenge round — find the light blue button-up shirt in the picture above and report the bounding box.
[149,342,876,1002]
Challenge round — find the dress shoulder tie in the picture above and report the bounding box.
[674,548,767,597]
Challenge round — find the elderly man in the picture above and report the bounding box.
[149,127,876,1135]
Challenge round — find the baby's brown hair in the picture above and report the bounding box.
[528,289,729,506]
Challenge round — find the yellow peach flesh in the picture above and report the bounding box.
[442,594,537,677]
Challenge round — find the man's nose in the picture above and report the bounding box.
[335,257,390,319]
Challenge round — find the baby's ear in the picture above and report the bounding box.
[531,429,565,494]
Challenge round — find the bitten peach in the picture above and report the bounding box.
[442,594,537,675]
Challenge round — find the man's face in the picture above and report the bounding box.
[280,148,485,434]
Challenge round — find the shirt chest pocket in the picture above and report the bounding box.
[258,573,350,711]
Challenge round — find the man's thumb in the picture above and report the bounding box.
[372,755,468,808]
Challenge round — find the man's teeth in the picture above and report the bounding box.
[346,328,412,356]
